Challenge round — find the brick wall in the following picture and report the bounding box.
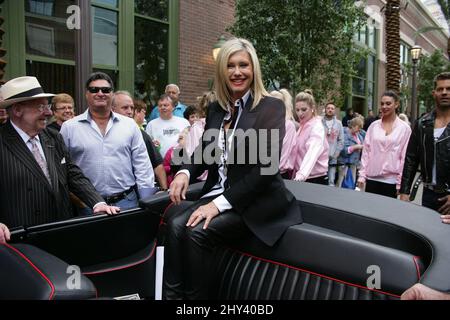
[178,0,235,106]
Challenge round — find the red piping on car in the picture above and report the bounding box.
[1,243,55,300]
[83,241,157,276]
[160,202,175,226]
[233,249,402,298]
[413,256,422,281]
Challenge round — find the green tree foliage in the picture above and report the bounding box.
[437,0,449,20]
[417,49,450,111]
[229,0,367,104]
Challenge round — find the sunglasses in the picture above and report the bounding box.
[87,86,113,94]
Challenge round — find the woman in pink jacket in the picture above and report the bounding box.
[271,89,297,179]
[292,91,329,184]
[357,91,412,198]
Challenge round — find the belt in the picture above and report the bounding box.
[424,183,450,194]
[103,186,135,204]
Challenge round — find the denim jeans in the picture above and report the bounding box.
[328,165,337,186]
[78,189,139,216]
[111,189,139,210]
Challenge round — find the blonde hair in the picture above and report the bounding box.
[51,93,74,111]
[348,116,364,129]
[398,113,411,126]
[214,38,268,110]
[270,89,294,120]
[196,91,217,117]
[295,91,317,114]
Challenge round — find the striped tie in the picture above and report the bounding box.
[29,138,52,186]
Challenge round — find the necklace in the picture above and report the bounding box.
[324,117,335,136]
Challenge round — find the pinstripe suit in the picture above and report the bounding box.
[0,121,104,228]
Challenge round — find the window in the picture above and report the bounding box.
[135,0,169,21]
[27,60,75,100]
[25,0,76,99]
[94,0,118,7]
[134,4,169,107]
[25,0,75,60]
[21,0,174,112]
[349,21,378,115]
[400,42,411,113]
[28,0,54,16]
[92,6,118,66]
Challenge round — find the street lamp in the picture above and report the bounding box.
[212,35,226,61]
[410,45,422,122]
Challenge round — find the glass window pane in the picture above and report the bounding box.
[359,25,366,45]
[355,57,366,79]
[93,68,118,89]
[368,55,375,82]
[352,78,365,96]
[26,60,75,102]
[135,0,168,21]
[352,96,366,115]
[93,0,117,8]
[92,7,118,66]
[400,43,409,65]
[368,25,376,49]
[25,0,75,60]
[135,17,168,107]
[368,82,374,111]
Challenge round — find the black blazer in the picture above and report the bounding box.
[182,95,302,246]
[0,121,104,228]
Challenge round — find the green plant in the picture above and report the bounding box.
[229,0,367,106]
[417,49,450,112]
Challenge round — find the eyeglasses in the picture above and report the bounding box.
[55,106,74,111]
[87,86,113,94]
[36,104,53,112]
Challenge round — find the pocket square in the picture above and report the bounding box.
[61,157,66,164]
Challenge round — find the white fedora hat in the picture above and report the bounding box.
[0,76,55,109]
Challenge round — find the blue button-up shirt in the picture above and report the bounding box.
[60,110,155,198]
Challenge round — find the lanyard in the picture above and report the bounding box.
[221,100,243,176]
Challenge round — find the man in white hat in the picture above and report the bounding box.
[0,76,119,243]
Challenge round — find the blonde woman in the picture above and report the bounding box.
[164,38,302,299]
[48,93,75,132]
[271,89,297,178]
[292,91,329,184]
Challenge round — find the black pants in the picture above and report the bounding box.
[365,179,397,198]
[422,188,449,212]
[305,175,328,185]
[163,198,250,300]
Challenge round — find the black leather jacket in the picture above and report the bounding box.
[400,110,450,194]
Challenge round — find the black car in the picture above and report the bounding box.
[1,181,448,300]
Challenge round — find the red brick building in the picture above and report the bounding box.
[178,0,235,106]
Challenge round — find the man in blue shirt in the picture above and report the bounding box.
[147,84,187,122]
[60,72,156,210]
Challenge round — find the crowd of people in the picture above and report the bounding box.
[0,38,449,300]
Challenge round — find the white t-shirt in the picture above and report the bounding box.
[432,127,446,185]
[146,116,190,157]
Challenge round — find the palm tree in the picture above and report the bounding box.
[385,0,401,92]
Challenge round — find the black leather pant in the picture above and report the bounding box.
[162,198,249,300]
[365,179,397,198]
